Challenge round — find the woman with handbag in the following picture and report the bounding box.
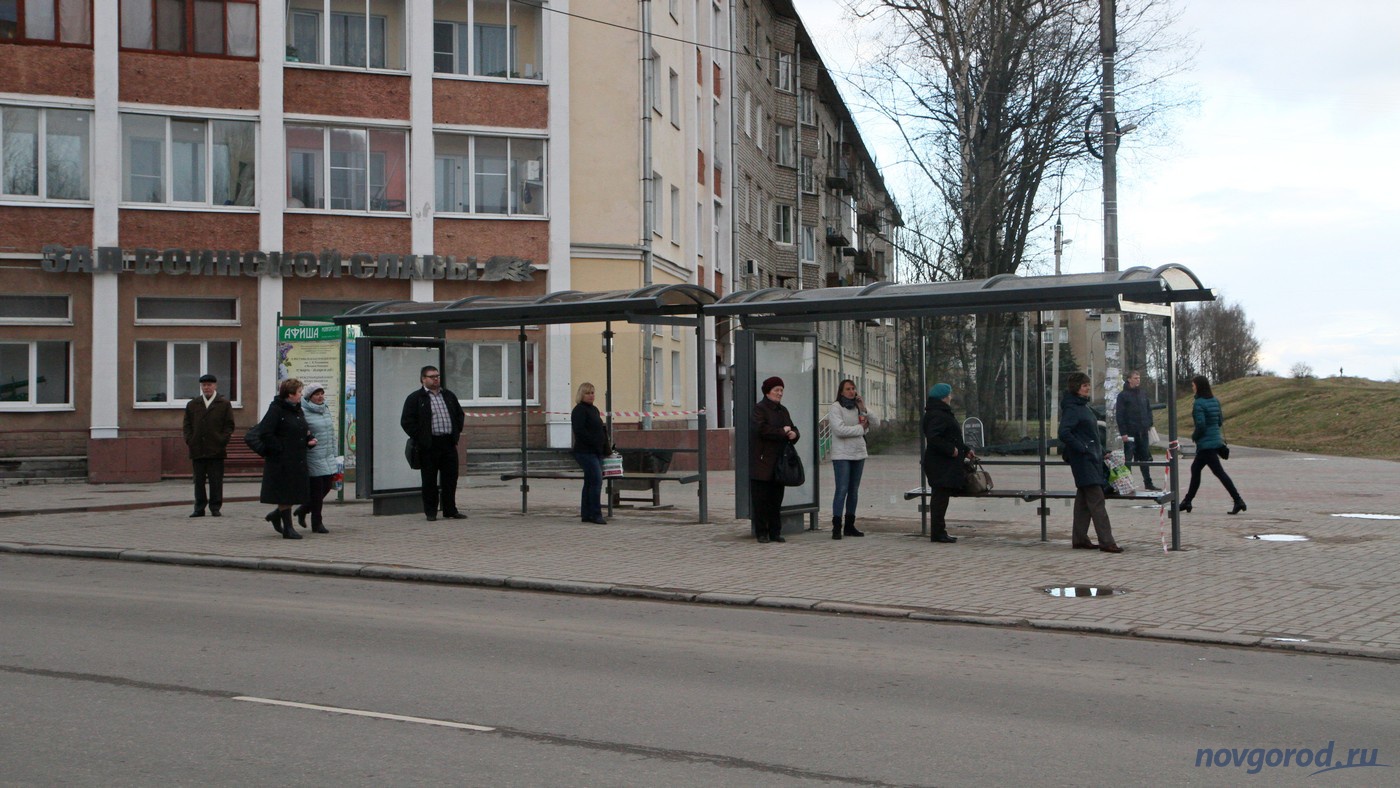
[1180,375,1246,514]
[920,383,972,544]
[827,379,877,540]
[750,376,799,544]
[1058,372,1122,553]
[571,382,609,524]
[251,378,317,540]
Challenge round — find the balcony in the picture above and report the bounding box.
[825,163,852,192]
[853,249,874,274]
[857,209,882,229]
[825,225,850,247]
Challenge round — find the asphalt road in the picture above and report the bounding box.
[2,556,1396,786]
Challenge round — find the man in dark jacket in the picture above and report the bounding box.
[1114,370,1158,490]
[183,373,235,517]
[401,365,466,521]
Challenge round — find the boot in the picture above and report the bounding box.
[831,516,843,540]
[842,513,864,537]
[266,509,283,534]
[1178,498,1193,513]
[1229,498,1247,515]
[280,509,301,539]
[311,513,329,534]
[294,505,309,529]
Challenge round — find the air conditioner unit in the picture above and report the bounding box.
[743,259,759,276]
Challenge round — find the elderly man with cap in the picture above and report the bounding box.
[749,375,799,543]
[183,373,236,517]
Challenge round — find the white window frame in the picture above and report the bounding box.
[0,340,72,411]
[286,124,408,214]
[433,132,547,217]
[800,155,815,193]
[119,113,257,208]
[772,203,793,245]
[135,297,240,326]
[755,105,764,151]
[1,104,94,203]
[800,88,816,126]
[775,123,795,167]
[801,225,816,262]
[670,185,681,240]
[285,0,403,71]
[671,349,682,404]
[456,340,539,405]
[775,51,793,92]
[651,172,664,236]
[134,340,240,408]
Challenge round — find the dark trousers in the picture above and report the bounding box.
[1184,448,1241,503]
[750,479,786,538]
[308,475,336,522]
[420,434,461,517]
[1072,485,1116,546]
[927,486,954,538]
[1124,428,1155,486]
[192,458,225,513]
[575,451,603,520]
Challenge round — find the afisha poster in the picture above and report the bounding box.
[278,323,344,458]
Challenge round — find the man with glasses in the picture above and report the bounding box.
[401,365,466,521]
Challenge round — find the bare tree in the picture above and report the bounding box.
[850,0,1189,438]
[1172,299,1261,384]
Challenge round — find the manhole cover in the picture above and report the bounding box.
[1248,534,1308,542]
[1330,513,1400,520]
[1043,585,1121,597]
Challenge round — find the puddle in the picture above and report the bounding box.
[1265,637,1310,643]
[1330,513,1400,520]
[1043,585,1121,597]
[1247,534,1309,542]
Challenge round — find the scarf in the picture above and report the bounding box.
[837,395,859,410]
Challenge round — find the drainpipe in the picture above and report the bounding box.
[641,0,655,428]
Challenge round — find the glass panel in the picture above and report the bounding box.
[287,6,319,63]
[435,136,470,213]
[368,129,405,211]
[170,118,206,202]
[226,1,256,56]
[474,0,508,76]
[0,295,69,319]
[135,341,168,402]
[47,109,90,200]
[2,106,38,195]
[506,342,526,400]
[1,1,17,41]
[155,0,183,50]
[432,21,453,72]
[58,0,90,43]
[368,0,401,69]
[300,299,371,317]
[509,0,541,78]
[35,341,68,404]
[206,341,235,396]
[173,343,201,400]
[0,344,28,402]
[511,137,543,216]
[193,0,223,53]
[211,120,254,206]
[25,0,54,40]
[329,127,367,210]
[137,297,236,321]
[329,10,365,67]
[120,0,153,48]
[473,136,508,214]
[285,125,323,209]
[478,344,502,398]
[122,114,166,203]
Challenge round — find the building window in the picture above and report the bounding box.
[286,124,405,213]
[0,0,91,45]
[649,50,662,112]
[136,297,238,325]
[743,91,751,137]
[651,172,663,235]
[285,0,404,70]
[799,88,816,125]
[121,114,256,206]
[775,51,793,92]
[670,185,681,240]
[119,0,257,58]
[135,340,237,405]
[432,0,543,79]
[0,340,70,408]
[652,348,663,404]
[668,68,680,123]
[446,340,537,404]
[801,225,816,262]
[754,104,763,150]
[800,155,815,193]
[0,294,70,324]
[1,105,91,201]
[434,133,545,216]
[774,124,794,167]
[772,203,793,245]
[671,349,682,404]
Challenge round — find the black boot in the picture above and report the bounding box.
[280,509,301,539]
[311,514,329,534]
[294,505,309,529]
[1229,498,1247,515]
[1179,498,1193,513]
[831,517,843,540]
[842,513,864,537]
[266,509,283,534]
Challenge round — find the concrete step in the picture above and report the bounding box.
[0,456,87,482]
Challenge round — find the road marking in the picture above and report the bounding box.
[233,696,495,732]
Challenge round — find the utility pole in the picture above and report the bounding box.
[1050,216,1070,424]
[1100,0,1119,273]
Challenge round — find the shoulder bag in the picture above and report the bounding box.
[243,423,269,458]
[774,443,805,487]
[963,458,993,495]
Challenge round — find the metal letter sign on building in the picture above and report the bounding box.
[39,245,536,282]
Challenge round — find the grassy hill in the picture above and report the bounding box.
[1158,376,1400,461]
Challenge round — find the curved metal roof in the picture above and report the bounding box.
[333,283,718,329]
[707,264,1213,324]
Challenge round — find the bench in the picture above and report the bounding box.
[166,443,264,479]
[499,470,701,509]
[903,486,1175,506]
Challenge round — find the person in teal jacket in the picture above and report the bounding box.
[1180,375,1246,515]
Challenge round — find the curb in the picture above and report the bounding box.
[5,541,1399,662]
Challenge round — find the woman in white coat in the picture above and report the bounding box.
[828,379,877,539]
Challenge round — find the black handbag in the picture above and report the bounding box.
[405,438,422,470]
[1218,443,1230,461]
[242,423,268,458]
[774,443,805,487]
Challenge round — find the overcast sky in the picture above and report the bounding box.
[793,0,1400,382]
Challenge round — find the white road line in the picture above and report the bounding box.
[233,696,495,732]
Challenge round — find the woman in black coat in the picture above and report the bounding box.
[920,382,972,544]
[571,382,609,525]
[749,376,798,544]
[1057,372,1121,553]
[251,378,317,540]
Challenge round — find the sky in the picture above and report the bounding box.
[792,0,1400,382]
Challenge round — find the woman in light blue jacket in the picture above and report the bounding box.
[294,383,339,534]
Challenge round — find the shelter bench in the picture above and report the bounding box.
[903,486,1175,507]
[165,443,264,479]
[499,470,701,509]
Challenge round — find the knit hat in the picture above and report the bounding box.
[304,382,326,397]
[761,376,785,394]
[928,382,952,400]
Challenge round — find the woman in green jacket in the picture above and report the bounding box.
[1180,375,1246,515]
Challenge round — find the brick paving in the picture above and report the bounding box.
[2,446,1397,659]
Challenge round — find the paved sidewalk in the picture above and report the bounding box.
[3,447,1398,660]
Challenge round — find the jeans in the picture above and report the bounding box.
[575,451,603,520]
[831,459,865,519]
